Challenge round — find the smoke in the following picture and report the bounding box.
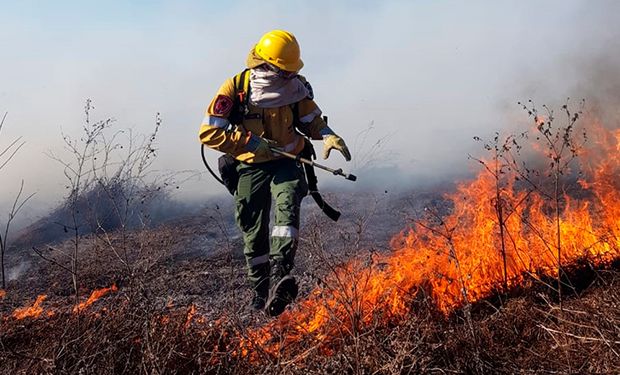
[7,261,30,282]
[0,0,619,215]
[508,1,620,123]
[573,53,620,125]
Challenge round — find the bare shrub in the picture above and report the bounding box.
[0,112,34,289]
[32,100,181,301]
[470,100,588,306]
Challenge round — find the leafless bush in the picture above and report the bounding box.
[33,100,180,301]
[351,120,395,173]
[0,112,34,289]
[519,99,587,305]
[469,100,588,306]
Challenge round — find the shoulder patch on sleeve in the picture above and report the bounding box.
[213,95,234,116]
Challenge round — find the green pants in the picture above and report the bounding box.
[235,158,308,290]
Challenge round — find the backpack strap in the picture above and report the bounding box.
[291,101,300,124]
[229,69,252,125]
[233,69,249,93]
[234,69,250,107]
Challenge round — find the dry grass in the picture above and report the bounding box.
[1,205,619,374]
[1,269,618,374]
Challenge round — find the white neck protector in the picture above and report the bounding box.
[249,66,309,108]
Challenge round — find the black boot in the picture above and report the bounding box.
[266,262,298,317]
[250,267,270,311]
[251,292,267,310]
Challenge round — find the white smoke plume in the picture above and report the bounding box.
[0,0,618,212]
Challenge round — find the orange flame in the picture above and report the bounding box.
[73,284,118,314]
[12,295,47,320]
[236,117,620,358]
[184,304,197,330]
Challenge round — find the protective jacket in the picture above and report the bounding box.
[199,70,327,163]
[199,70,328,163]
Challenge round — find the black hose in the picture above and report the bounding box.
[200,144,225,186]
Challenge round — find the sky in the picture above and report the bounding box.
[1,0,619,218]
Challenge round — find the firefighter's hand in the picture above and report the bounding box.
[246,134,275,158]
[322,134,351,161]
[254,139,274,158]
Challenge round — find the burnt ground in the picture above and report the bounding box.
[0,189,619,374]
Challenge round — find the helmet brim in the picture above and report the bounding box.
[246,47,266,69]
[286,58,304,73]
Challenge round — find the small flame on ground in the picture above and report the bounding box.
[73,284,118,314]
[184,304,197,330]
[6,284,118,320]
[12,295,47,320]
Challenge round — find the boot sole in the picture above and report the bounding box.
[266,275,298,317]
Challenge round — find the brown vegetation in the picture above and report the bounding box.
[0,221,618,374]
[1,101,619,374]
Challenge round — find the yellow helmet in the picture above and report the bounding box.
[254,30,304,72]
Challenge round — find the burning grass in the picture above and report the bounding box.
[1,107,619,373]
[227,111,620,363]
[11,294,47,320]
[0,270,618,373]
[73,284,118,314]
[3,284,119,321]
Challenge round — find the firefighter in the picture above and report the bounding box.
[199,30,351,316]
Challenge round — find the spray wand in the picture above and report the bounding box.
[269,147,357,182]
